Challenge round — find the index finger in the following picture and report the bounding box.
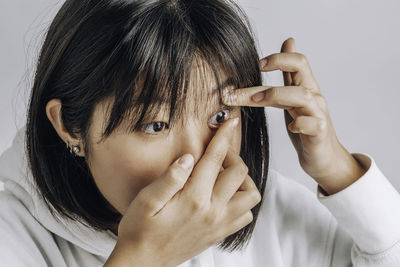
[259,52,319,91]
[183,117,239,202]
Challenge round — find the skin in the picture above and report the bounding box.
[46,60,243,236]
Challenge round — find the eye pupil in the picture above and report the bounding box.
[153,122,164,132]
[208,110,230,127]
[216,111,226,123]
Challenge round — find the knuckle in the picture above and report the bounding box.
[296,53,308,65]
[144,200,159,211]
[318,118,327,131]
[236,163,249,177]
[316,94,328,109]
[136,188,149,202]
[166,168,183,185]
[203,210,218,225]
[188,198,207,213]
[245,210,254,224]
[269,87,284,105]
[303,87,313,100]
[272,55,280,67]
[137,191,159,211]
[252,190,262,204]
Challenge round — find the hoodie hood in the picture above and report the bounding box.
[0,124,118,258]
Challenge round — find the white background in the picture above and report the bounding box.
[1,0,399,192]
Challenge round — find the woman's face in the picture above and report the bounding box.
[85,67,242,223]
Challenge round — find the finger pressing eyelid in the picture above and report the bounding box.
[203,118,239,163]
[222,89,238,105]
[222,86,273,106]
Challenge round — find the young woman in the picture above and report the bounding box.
[0,0,399,266]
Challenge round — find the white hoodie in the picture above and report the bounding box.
[1,125,400,267]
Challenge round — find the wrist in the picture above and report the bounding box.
[318,152,366,195]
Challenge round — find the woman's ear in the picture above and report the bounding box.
[45,98,85,157]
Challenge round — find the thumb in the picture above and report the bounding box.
[138,154,194,216]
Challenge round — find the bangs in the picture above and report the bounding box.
[96,0,260,142]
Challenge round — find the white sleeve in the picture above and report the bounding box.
[317,153,400,267]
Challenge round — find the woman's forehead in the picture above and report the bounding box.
[133,58,235,110]
[187,59,235,106]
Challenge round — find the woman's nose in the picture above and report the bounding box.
[177,120,216,165]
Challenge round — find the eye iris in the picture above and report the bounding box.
[216,111,226,123]
[153,122,164,132]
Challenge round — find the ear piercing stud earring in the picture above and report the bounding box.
[66,141,81,156]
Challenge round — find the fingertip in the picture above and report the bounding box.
[231,117,239,128]
[281,38,296,53]
[290,37,296,50]
[222,88,239,106]
[177,154,194,170]
[220,117,239,141]
[287,36,295,42]
[259,57,268,69]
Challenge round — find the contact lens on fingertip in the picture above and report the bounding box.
[232,117,239,128]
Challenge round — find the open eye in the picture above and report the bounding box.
[140,122,169,135]
[208,109,231,128]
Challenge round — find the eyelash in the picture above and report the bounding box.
[139,108,234,135]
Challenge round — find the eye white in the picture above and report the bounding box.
[141,122,167,135]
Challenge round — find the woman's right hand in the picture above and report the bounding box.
[106,118,262,267]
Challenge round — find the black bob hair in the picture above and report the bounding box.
[26,0,270,252]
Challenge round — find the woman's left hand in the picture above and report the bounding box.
[222,37,366,195]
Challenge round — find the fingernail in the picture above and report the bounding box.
[259,58,268,69]
[251,91,265,102]
[177,154,193,169]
